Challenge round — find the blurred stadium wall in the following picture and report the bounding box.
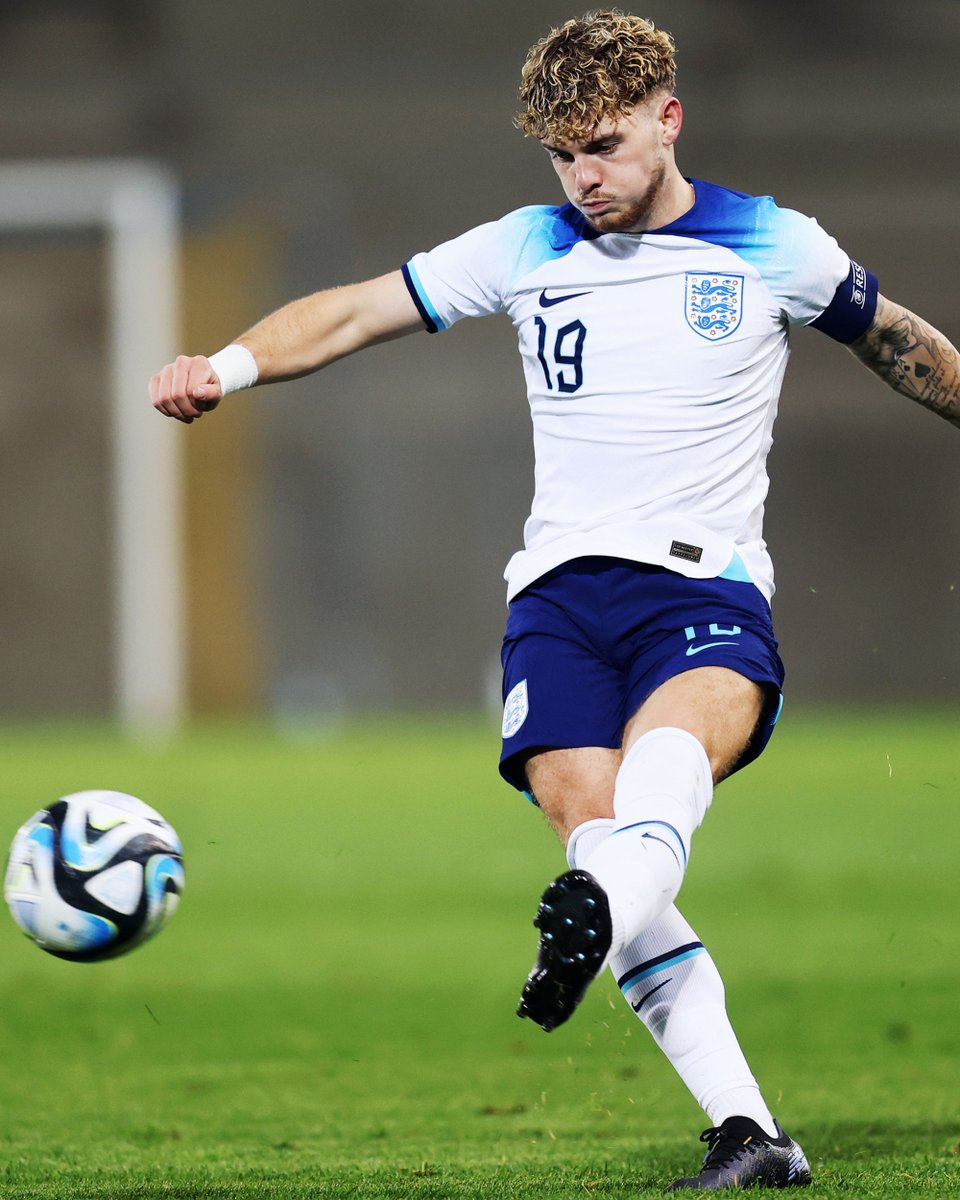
[1,0,959,719]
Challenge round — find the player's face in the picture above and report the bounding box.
[541,96,683,233]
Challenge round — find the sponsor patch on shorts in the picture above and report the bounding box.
[502,679,529,738]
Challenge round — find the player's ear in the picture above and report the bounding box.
[660,95,683,147]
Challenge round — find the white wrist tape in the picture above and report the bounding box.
[208,344,259,395]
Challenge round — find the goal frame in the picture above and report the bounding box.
[0,159,184,733]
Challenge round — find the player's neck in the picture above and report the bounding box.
[644,167,695,232]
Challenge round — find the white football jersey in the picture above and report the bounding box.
[402,179,877,602]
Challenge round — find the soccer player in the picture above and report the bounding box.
[150,11,960,1190]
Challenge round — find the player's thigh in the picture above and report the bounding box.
[525,745,621,843]
[624,665,764,783]
[619,568,785,782]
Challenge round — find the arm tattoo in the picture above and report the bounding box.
[849,297,960,427]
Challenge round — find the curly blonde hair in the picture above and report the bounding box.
[517,10,676,142]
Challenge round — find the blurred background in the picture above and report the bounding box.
[1,0,959,726]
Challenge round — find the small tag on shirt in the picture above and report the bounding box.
[670,540,703,564]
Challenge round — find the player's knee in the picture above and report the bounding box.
[625,669,764,783]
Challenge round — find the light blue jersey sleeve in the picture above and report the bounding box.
[401,204,594,332]
[751,200,852,326]
[402,222,504,332]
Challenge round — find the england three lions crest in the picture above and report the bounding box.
[685,272,744,341]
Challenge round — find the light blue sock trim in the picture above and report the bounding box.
[619,945,707,993]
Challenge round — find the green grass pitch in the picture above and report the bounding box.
[0,711,958,1198]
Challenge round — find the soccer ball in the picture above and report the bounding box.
[3,790,184,962]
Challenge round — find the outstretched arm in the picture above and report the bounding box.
[848,293,960,428]
[150,270,424,423]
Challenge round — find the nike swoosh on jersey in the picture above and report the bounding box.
[685,640,740,657]
[538,289,592,307]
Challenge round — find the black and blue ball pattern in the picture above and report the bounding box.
[4,790,184,962]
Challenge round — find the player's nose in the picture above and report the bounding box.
[574,158,603,192]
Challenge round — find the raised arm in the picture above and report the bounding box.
[848,293,960,428]
[150,270,423,423]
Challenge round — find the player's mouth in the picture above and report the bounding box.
[579,197,615,213]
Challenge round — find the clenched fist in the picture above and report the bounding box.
[149,355,223,423]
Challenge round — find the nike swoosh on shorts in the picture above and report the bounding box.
[685,640,740,657]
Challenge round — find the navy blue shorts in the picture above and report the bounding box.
[499,557,785,794]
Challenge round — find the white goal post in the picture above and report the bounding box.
[0,159,184,733]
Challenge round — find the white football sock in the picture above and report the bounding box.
[582,727,712,954]
[614,908,778,1137]
[567,818,777,1139]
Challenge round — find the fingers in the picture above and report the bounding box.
[149,355,223,423]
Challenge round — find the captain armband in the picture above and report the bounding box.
[809,260,879,344]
